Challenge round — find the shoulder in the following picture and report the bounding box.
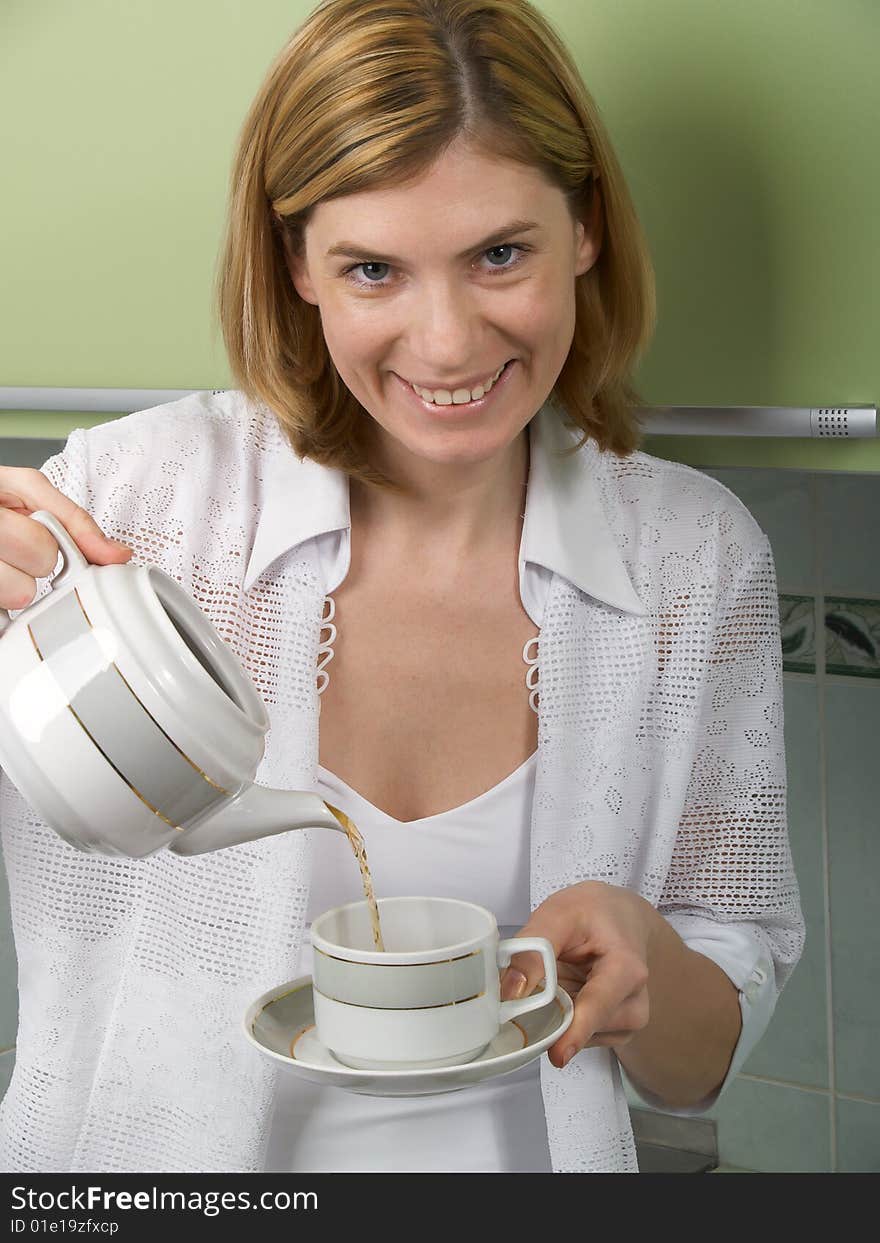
[42,389,279,500]
[38,391,287,572]
[598,445,770,568]
[78,388,275,464]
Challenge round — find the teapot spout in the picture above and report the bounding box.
[168,782,345,855]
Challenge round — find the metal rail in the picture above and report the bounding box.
[0,388,876,437]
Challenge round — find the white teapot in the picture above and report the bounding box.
[0,511,346,856]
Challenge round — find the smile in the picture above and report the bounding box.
[393,360,517,417]
[405,362,511,405]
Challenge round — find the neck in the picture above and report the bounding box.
[351,428,530,563]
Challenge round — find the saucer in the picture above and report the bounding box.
[243,975,574,1097]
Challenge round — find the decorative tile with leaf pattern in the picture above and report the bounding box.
[824,597,880,679]
[780,595,816,674]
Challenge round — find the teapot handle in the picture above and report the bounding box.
[0,510,89,636]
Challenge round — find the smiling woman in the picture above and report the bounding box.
[0,0,803,1181]
[214,0,657,489]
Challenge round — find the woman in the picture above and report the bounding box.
[0,0,803,1173]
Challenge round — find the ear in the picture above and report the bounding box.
[574,181,604,277]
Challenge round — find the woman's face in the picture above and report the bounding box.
[287,136,601,473]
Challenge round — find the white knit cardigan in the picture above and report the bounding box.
[0,391,804,1173]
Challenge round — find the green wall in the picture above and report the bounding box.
[1,0,877,470]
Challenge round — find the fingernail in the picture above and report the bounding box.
[502,970,527,1000]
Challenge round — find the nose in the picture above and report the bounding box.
[406,277,483,380]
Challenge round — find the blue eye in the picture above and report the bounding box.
[360,262,390,283]
[342,243,530,291]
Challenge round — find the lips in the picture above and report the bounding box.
[407,362,508,403]
[394,359,517,416]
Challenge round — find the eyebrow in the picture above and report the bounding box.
[324,218,541,263]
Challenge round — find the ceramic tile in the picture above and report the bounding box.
[0,848,18,1051]
[699,468,816,593]
[742,680,827,1087]
[824,597,880,679]
[836,1097,880,1173]
[818,476,880,598]
[0,439,66,469]
[780,595,817,674]
[711,1078,831,1172]
[825,681,880,1098]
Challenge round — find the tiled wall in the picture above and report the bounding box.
[623,465,880,1174]
[0,440,878,1171]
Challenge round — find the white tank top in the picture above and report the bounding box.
[264,751,554,1173]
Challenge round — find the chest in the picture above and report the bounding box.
[316,568,540,823]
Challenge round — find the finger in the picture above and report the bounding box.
[550,957,648,1065]
[583,1030,637,1048]
[547,1030,638,1069]
[499,903,592,1000]
[0,506,70,580]
[0,488,30,513]
[500,952,548,1000]
[556,957,595,988]
[0,468,132,567]
[0,559,43,613]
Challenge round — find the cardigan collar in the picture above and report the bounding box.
[243,400,647,616]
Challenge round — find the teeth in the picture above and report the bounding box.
[411,363,507,405]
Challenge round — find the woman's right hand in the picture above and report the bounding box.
[0,465,133,616]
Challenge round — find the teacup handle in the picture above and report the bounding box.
[497,936,558,1023]
[0,510,89,635]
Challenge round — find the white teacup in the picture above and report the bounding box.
[310,896,558,1070]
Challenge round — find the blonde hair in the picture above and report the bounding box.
[214,0,656,487]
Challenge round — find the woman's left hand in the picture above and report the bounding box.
[500,880,660,1069]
